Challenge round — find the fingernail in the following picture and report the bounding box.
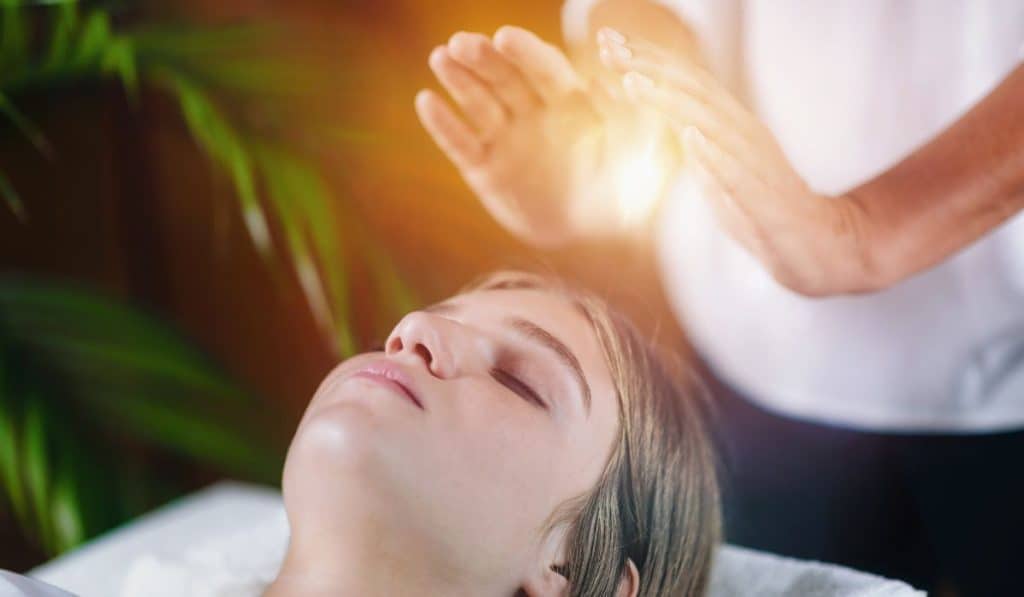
[597,27,627,46]
[623,71,654,97]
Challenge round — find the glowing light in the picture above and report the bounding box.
[612,133,672,225]
[566,109,677,237]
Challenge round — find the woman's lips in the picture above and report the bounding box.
[348,361,424,410]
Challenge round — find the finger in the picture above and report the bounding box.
[447,31,541,115]
[611,52,711,104]
[686,131,795,285]
[622,71,747,158]
[685,126,747,195]
[492,25,581,102]
[685,123,780,200]
[630,57,751,128]
[686,127,742,207]
[600,33,716,88]
[683,126,776,226]
[427,46,506,137]
[689,151,750,237]
[415,89,485,169]
[601,35,752,127]
[684,129,769,258]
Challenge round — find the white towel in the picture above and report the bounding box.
[118,504,924,597]
[0,570,76,597]
[27,482,923,597]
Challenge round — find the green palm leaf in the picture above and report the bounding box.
[1,3,413,355]
[0,277,285,556]
[0,93,53,159]
[0,379,93,555]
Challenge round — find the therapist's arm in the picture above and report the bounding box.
[602,32,1024,296]
[851,64,1024,290]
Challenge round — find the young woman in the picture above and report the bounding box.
[4,271,719,597]
[263,270,721,596]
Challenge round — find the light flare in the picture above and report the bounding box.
[611,131,673,225]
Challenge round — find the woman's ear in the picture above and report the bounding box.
[615,558,640,597]
[519,565,570,597]
[522,557,638,597]
[519,524,571,596]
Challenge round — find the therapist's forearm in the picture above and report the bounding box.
[852,64,1024,288]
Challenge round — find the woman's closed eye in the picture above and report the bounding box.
[491,368,548,409]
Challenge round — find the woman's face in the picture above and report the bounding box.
[282,286,620,590]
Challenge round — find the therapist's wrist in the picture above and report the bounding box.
[768,191,891,298]
[833,190,898,294]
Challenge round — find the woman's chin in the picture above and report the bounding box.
[281,415,430,539]
[290,403,389,473]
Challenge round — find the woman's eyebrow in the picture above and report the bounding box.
[504,317,592,416]
[421,301,593,415]
[423,301,458,315]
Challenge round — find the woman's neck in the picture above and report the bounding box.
[262,533,469,597]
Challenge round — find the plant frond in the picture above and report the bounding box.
[0,3,30,73]
[0,278,285,486]
[0,276,287,556]
[0,383,87,556]
[0,93,54,159]
[253,144,356,356]
[2,2,417,351]
[160,72,272,254]
[43,2,77,70]
[0,169,27,223]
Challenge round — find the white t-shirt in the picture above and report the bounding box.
[564,0,1024,432]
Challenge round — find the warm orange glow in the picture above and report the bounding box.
[611,123,673,226]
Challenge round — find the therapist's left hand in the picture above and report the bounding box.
[599,31,883,296]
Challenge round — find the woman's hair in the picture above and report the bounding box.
[461,271,721,597]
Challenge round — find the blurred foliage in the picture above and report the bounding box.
[0,276,284,555]
[0,0,418,355]
[0,0,418,559]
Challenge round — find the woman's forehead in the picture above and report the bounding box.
[449,288,585,332]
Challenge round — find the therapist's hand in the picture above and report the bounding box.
[599,32,882,296]
[416,27,633,248]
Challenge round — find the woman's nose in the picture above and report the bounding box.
[385,312,461,378]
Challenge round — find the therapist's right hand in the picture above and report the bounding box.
[415,26,619,248]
